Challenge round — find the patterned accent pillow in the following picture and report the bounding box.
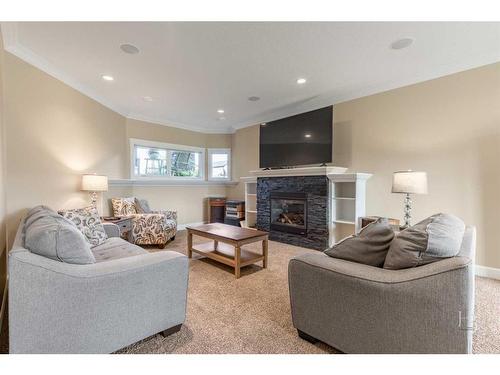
[59,206,108,247]
[111,197,138,216]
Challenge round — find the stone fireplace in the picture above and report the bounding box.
[257,175,329,250]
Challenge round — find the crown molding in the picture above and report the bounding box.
[1,22,130,117]
[230,55,500,130]
[126,113,234,134]
[3,22,499,136]
[1,22,235,135]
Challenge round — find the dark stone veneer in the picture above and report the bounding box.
[256,176,329,250]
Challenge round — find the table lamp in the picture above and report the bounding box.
[392,171,428,228]
[81,174,108,214]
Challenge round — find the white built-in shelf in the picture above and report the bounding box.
[329,172,373,246]
[243,177,258,228]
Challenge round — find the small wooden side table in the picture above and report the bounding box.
[102,217,133,240]
[360,216,401,232]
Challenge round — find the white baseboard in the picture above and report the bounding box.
[177,221,206,231]
[475,265,500,280]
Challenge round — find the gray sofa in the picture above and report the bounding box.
[288,226,476,354]
[9,214,189,354]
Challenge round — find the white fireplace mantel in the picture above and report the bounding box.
[247,166,348,178]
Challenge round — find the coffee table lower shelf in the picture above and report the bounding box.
[187,223,269,278]
[191,242,265,269]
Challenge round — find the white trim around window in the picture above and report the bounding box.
[207,148,231,181]
[130,138,206,180]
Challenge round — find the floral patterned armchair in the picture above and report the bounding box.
[111,197,177,248]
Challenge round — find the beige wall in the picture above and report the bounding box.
[2,53,234,238]
[3,52,128,246]
[126,118,231,148]
[227,124,259,199]
[124,185,227,224]
[2,44,499,269]
[334,62,500,269]
[107,118,232,224]
[229,63,500,269]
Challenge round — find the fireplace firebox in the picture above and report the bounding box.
[270,192,307,235]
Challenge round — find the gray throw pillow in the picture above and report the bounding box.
[383,213,465,270]
[135,198,151,214]
[59,206,108,247]
[24,205,59,229]
[324,218,395,267]
[24,207,95,264]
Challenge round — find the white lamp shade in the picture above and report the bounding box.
[81,174,108,192]
[392,171,428,194]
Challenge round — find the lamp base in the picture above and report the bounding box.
[89,191,98,208]
[403,193,412,228]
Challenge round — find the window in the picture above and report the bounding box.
[130,139,205,180]
[208,148,231,180]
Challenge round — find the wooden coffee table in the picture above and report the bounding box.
[186,223,269,279]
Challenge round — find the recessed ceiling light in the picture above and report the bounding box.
[297,78,307,84]
[248,96,260,101]
[102,75,114,81]
[304,133,312,138]
[217,109,225,114]
[143,96,153,102]
[391,38,414,50]
[120,43,140,54]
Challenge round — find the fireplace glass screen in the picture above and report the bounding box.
[270,192,307,235]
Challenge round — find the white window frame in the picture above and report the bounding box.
[130,138,205,181]
[207,148,231,181]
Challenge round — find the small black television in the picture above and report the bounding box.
[259,106,333,168]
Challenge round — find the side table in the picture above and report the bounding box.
[102,216,133,241]
[360,216,401,232]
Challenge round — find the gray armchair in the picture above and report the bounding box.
[288,226,476,354]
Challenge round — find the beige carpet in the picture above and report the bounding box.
[117,230,499,354]
[1,230,499,354]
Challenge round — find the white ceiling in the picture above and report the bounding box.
[2,22,500,133]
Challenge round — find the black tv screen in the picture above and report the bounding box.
[259,106,333,168]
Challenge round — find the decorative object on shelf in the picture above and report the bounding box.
[81,174,108,214]
[224,200,245,227]
[391,170,428,229]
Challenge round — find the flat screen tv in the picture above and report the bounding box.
[259,106,333,168]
